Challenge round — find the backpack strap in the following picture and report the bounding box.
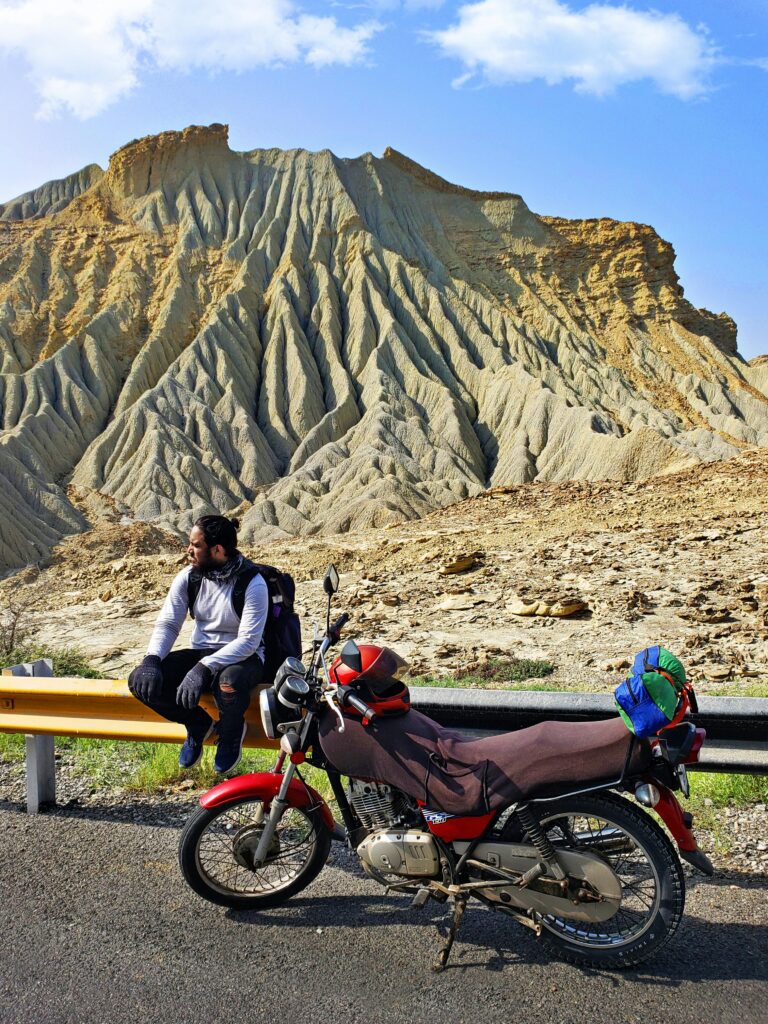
[657,672,698,731]
[231,563,262,620]
[187,561,261,620]
[187,569,203,620]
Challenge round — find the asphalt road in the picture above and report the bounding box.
[1,799,766,1024]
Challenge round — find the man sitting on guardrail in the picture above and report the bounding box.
[128,515,267,774]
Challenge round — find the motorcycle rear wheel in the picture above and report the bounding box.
[179,798,332,910]
[533,792,685,969]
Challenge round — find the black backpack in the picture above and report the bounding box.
[187,560,302,684]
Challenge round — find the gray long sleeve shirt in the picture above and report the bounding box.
[146,567,268,671]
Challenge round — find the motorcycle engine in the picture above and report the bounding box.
[346,779,412,830]
[347,779,440,879]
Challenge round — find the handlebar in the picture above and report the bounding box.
[315,611,350,665]
[340,688,377,726]
[328,612,350,643]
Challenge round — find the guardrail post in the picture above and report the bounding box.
[2,659,55,813]
[26,734,55,813]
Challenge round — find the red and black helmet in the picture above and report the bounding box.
[329,643,411,718]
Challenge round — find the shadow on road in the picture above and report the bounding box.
[0,794,193,824]
[224,890,768,984]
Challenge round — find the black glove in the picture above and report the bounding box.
[176,661,213,710]
[128,655,163,703]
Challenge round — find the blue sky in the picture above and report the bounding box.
[0,0,765,359]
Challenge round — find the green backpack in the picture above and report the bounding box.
[614,646,694,738]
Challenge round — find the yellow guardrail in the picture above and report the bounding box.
[0,674,276,748]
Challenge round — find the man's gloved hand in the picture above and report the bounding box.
[176,662,213,710]
[128,655,163,703]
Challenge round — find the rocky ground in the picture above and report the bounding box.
[3,445,767,694]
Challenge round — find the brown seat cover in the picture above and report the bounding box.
[319,708,649,816]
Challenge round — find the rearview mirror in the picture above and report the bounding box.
[323,564,340,596]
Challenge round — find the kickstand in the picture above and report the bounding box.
[433,894,467,972]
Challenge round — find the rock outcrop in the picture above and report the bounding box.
[1,123,766,572]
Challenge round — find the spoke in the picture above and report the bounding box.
[195,801,319,897]
[539,809,660,948]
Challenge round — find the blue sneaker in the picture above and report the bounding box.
[179,719,215,770]
[214,722,248,774]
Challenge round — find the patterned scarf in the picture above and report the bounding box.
[203,552,243,585]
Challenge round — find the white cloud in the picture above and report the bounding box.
[0,0,381,119]
[428,0,718,99]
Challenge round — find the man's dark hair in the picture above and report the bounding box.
[194,515,240,557]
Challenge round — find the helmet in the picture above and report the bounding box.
[329,644,411,718]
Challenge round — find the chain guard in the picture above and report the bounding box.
[468,845,622,923]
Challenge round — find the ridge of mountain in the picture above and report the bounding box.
[0,164,104,222]
[0,123,766,574]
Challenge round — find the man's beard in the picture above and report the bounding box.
[193,550,220,573]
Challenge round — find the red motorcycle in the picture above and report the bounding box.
[179,566,713,970]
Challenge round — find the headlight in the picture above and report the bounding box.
[260,684,306,739]
[259,688,279,739]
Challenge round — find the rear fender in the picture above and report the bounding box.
[652,784,697,850]
[199,772,336,833]
[653,783,715,875]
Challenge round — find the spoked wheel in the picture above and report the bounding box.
[534,792,685,968]
[179,798,332,910]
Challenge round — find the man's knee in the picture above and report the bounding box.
[218,681,237,704]
[215,667,247,698]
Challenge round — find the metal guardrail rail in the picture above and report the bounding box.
[2,663,767,812]
[409,687,768,776]
[0,674,276,745]
[0,662,276,813]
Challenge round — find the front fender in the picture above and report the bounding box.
[199,772,336,833]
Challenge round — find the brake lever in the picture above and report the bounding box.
[324,690,345,733]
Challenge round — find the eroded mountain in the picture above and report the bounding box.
[1,123,766,573]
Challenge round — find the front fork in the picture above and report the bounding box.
[251,757,301,866]
[251,714,315,868]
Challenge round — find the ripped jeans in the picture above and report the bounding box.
[130,648,265,742]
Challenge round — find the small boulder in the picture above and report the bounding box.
[439,553,482,575]
[603,657,631,672]
[703,665,732,680]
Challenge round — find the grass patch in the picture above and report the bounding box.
[1,643,104,678]
[121,744,334,801]
[0,732,335,801]
[409,656,556,690]
[704,682,768,699]
[689,771,768,809]
[0,733,25,761]
[126,743,280,792]
[684,772,768,855]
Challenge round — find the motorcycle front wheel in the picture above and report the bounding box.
[532,792,686,969]
[179,798,332,910]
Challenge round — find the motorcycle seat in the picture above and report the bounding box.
[319,708,650,817]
